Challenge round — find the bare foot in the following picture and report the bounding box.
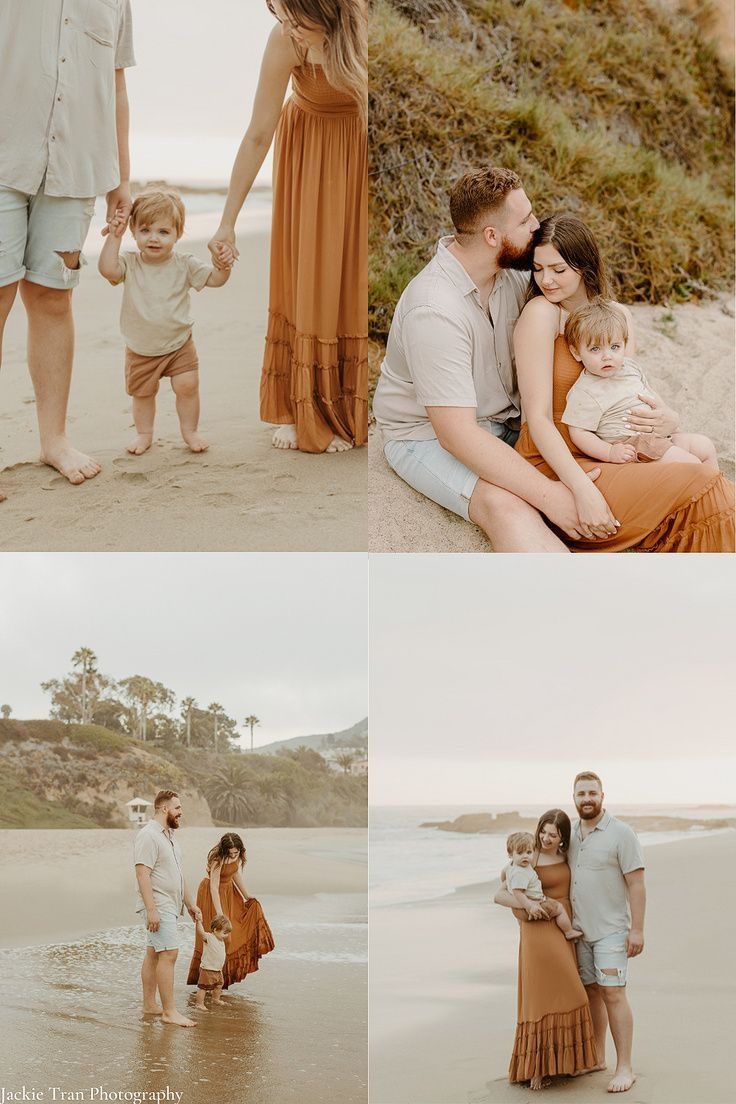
[181,429,209,453]
[325,435,353,453]
[212,998,226,1005]
[127,433,153,455]
[142,1004,163,1016]
[565,929,584,940]
[272,424,298,450]
[41,440,101,484]
[608,1070,636,1093]
[193,1004,209,1013]
[571,1063,607,1076]
[161,1011,197,1027]
[529,1076,551,1091]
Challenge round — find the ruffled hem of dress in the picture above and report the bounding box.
[637,473,735,553]
[508,1005,598,1083]
[220,929,276,990]
[260,310,368,452]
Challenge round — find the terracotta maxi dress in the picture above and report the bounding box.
[186,860,275,990]
[260,63,368,453]
[509,861,597,1083]
[515,336,735,551]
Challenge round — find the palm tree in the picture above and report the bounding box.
[0,704,11,719]
[207,702,224,754]
[180,697,197,747]
[205,762,258,824]
[335,751,357,775]
[243,714,260,752]
[72,647,98,724]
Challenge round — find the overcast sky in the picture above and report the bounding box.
[371,555,736,806]
[1,554,367,749]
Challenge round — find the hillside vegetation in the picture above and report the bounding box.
[369,0,734,343]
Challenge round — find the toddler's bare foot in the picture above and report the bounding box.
[161,1011,196,1027]
[193,1004,209,1013]
[41,439,101,484]
[272,424,298,449]
[566,928,584,940]
[127,433,153,456]
[212,997,226,1005]
[181,429,209,453]
[325,435,353,453]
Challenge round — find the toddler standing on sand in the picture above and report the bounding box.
[193,914,232,1011]
[562,299,718,469]
[502,832,582,940]
[99,189,231,455]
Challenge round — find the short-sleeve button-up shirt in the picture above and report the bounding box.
[133,819,185,918]
[0,0,136,199]
[568,811,645,942]
[373,237,527,442]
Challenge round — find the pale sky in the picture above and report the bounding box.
[125,1,277,185]
[0,554,367,750]
[370,555,736,805]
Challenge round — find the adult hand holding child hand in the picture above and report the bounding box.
[209,226,239,271]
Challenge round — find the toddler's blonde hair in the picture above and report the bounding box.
[506,831,535,856]
[130,189,186,238]
[564,298,628,354]
[211,914,233,935]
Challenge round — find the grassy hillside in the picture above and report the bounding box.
[369,0,734,345]
[256,717,368,755]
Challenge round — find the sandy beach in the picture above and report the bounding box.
[0,827,367,1104]
[369,298,735,552]
[370,831,736,1104]
[0,230,366,552]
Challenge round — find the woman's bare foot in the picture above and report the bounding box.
[161,1011,197,1027]
[142,1004,163,1015]
[181,429,209,453]
[571,1063,607,1076]
[325,435,353,453]
[608,1069,636,1093]
[127,433,153,455]
[41,440,101,483]
[272,424,298,449]
[529,1076,551,1090]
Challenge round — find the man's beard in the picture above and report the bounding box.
[497,234,535,271]
[166,813,180,830]
[577,801,603,820]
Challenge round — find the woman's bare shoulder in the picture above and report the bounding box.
[517,294,561,334]
[263,22,302,71]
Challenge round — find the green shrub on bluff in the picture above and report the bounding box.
[369,0,734,341]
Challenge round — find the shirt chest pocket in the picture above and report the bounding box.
[580,852,609,871]
[83,0,117,60]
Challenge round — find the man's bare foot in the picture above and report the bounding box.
[161,1011,196,1027]
[181,429,209,453]
[41,440,101,484]
[529,1076,551,1091]
[608,1069,636,1093]
[272,424,298,449]
[565,928,584,940]
[325,435,353,453]
[127,433,153,455]
[142,1004,163,1015]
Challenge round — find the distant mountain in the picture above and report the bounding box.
[255,717,368,755]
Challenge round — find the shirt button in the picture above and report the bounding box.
[50,135,56,141]
[61,57,66,63]
[57,95,62,102]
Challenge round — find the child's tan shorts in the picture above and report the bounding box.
[628,432,674,461]
[125,333,199,398]
[197,967,224,991]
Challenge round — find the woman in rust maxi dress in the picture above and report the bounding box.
[187,834,274,991]
[495,812,599,1089]
[209,1,367,454]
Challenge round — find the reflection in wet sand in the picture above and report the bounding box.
[0,896,366,1104]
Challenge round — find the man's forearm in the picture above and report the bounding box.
[439,423,559,516]
[628,881,646,932]
[115,79,130,183]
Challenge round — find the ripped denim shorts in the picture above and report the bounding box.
[576,929,629,987]
[0,184,95,290]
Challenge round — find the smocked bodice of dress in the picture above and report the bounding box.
[206,858,239,884]
[290,64,359,115]
[537,859,572,912]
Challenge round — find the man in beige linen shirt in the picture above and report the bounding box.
[373,166,601,551]
[134,789,201,1028]
[0,0,135,492]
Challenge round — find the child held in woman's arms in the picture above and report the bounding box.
[98,189,233,456]
[193,913,232,1011]
[502,832,582,940]
[562,299,718,470]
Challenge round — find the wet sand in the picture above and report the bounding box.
[0,828,367,1104]
[370,831,736,1104]
[0,230,366,552]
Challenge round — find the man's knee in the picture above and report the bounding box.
[469,480,533,525]
[157,948,179,962]
[20,280,72,317]
[599,976,627,1001]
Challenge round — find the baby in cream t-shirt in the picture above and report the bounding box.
[99,188,231,455]
[562,299,718,469]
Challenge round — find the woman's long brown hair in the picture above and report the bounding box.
[525,215,611,305]
[533,809,572,855]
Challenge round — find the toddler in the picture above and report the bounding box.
[193,913,232,1010]
[99,188,231,455]
[562,299,718,469]
[502,832,582,940]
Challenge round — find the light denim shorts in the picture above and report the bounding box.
[576,929,629,987]
[142,911,180,953]
[383,419,520,521]
[0,184,95,290]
